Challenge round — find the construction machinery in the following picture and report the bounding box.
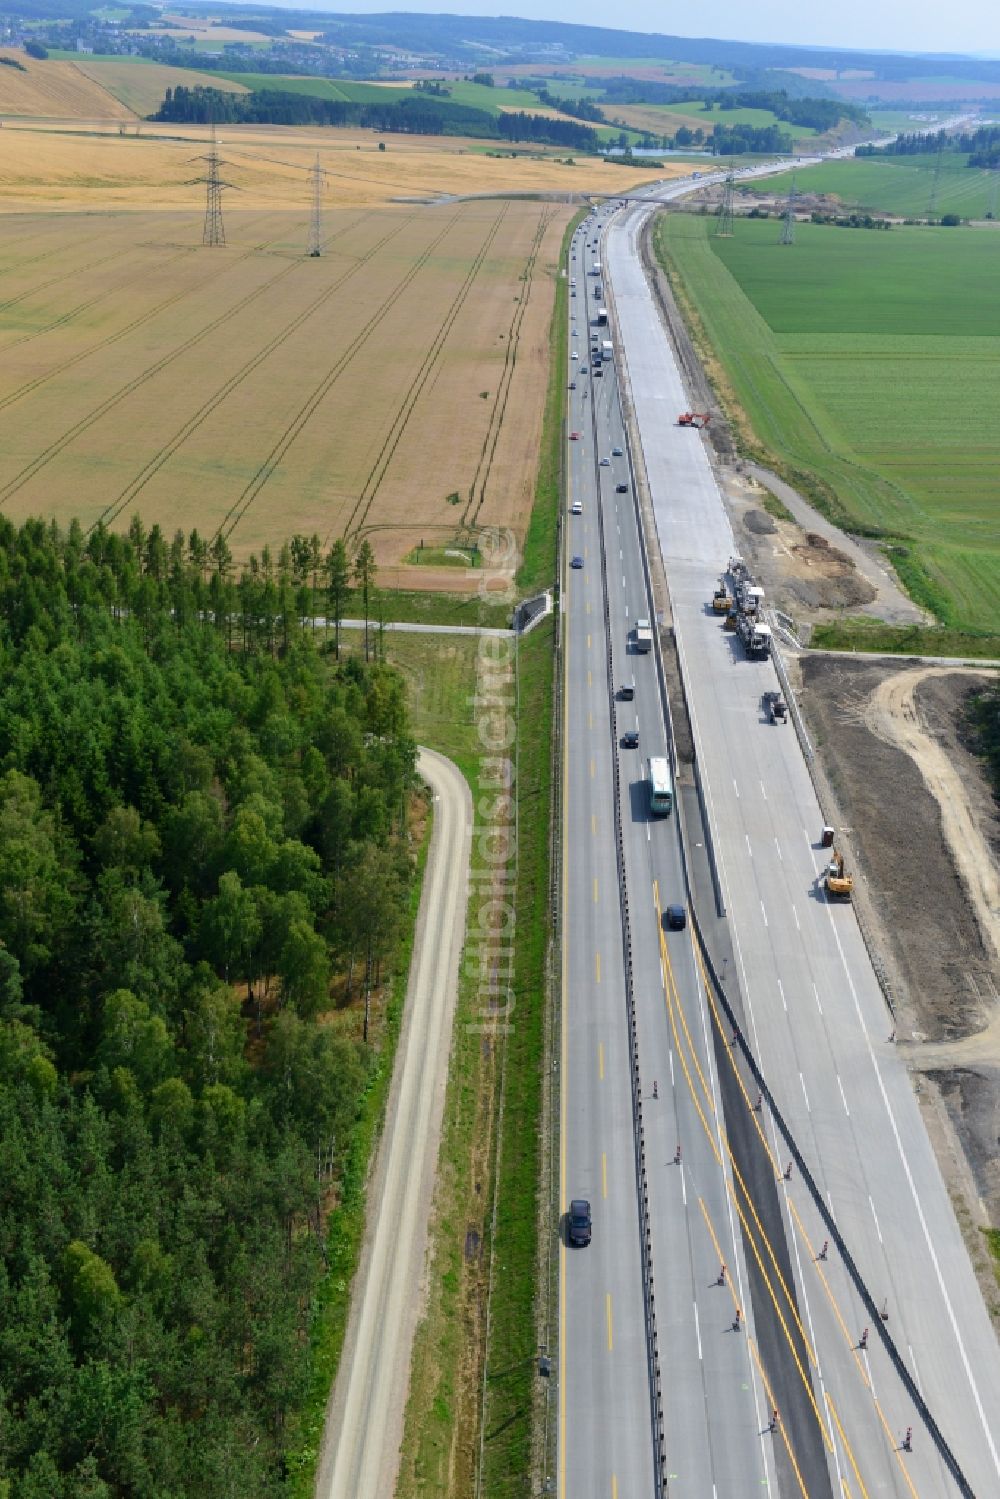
[763,690,787,723]
[712,582,733,613]
[678,411,711,428]
[824,849,854,900]
[737,614,772,659]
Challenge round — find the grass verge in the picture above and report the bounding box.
[811,617,1000,659]
[517,208,587,596]
[321,586,512,632]
[480,617,555,1495]
[284,782,433,1495]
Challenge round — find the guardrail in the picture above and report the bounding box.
[590,269,667,1494]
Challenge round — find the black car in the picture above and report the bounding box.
[568,1199,592,1247]
[665,904,687,931]
[616,482,629,494]
[621,729,639,749]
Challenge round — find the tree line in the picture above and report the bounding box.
[857,124,1000,170]
[0,515,415,1495]
[709,121,792,155]
[153,84,599,148]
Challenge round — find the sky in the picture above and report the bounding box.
[272,0,999,58]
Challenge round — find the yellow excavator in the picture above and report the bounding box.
[825,849,854,900]
[712,581,733,613]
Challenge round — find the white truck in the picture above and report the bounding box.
[737,615,772,659]
[601,339,613,362]
[591,261,601,276]
[634,618,652,653]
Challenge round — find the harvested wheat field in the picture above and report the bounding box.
[0,47,132,119]
[0,117,676,209]
[0,197,568,584]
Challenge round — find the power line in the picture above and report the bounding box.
[308,153,323,257]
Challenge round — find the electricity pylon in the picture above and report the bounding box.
[715,170,735,237]
[927,145,943,219]
[780,172,798,245]
[195,123,232,247]
[308,154,323,257]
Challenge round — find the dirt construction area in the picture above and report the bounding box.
[798,655,1000,1279]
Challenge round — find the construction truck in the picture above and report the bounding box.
[737,582,765,616]
[824,849,854,900]
[633,617,653,653]
[737,615,772,659]
[678,411,711,428]
[712,582,733,613]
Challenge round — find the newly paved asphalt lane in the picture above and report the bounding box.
[603,188,1000,1498]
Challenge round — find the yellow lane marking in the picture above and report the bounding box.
[593,876,599,903]
[595,951,601,983]
[586,600,591,615]
[587,632,592,650]
[669,907,816,1363]
[589,711,593,730]
[588,669,592,688]
[786,1200,921,1499]
[592,814,597,836]
[612,1477,618,1499]
[598,1042,605,1081]
[606,1293,613,1351]
[691,930,913,1492]
[590,757,595,778]
[746,1337,810,1499]
[602,1152,608,1199]
[826,1395,871,1499]
[654,889,829,1449]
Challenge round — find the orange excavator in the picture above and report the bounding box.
[824,849,854,901]
[678,411,711,428]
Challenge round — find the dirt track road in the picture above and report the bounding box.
[865,666,1000,968]
[315,747,471,1499]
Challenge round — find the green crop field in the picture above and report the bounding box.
[657,214,1000,633]
[214,73,409,103]
[767,154,1000,220]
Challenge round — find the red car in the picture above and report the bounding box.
[569,431,581,441]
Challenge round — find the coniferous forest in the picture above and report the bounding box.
[0,516,415,1496]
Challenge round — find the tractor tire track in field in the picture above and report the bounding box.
[0,212,278,354]
[464,207,552,531]
[337,202,510,548]
[94,215,414,534]
[0,242,145,322]
[0,212,300,418]
[0,246,199,355]
[215,211,464,549]
[0,217,362,507]
[0,224,108,275]
[0,232,113,307]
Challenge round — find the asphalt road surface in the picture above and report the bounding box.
[560,203,831,1499]
[597,183,1000,1497]
[316,747,471,1499]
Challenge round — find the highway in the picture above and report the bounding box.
[560,206,834,1499]
[570,177,1000,1499]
